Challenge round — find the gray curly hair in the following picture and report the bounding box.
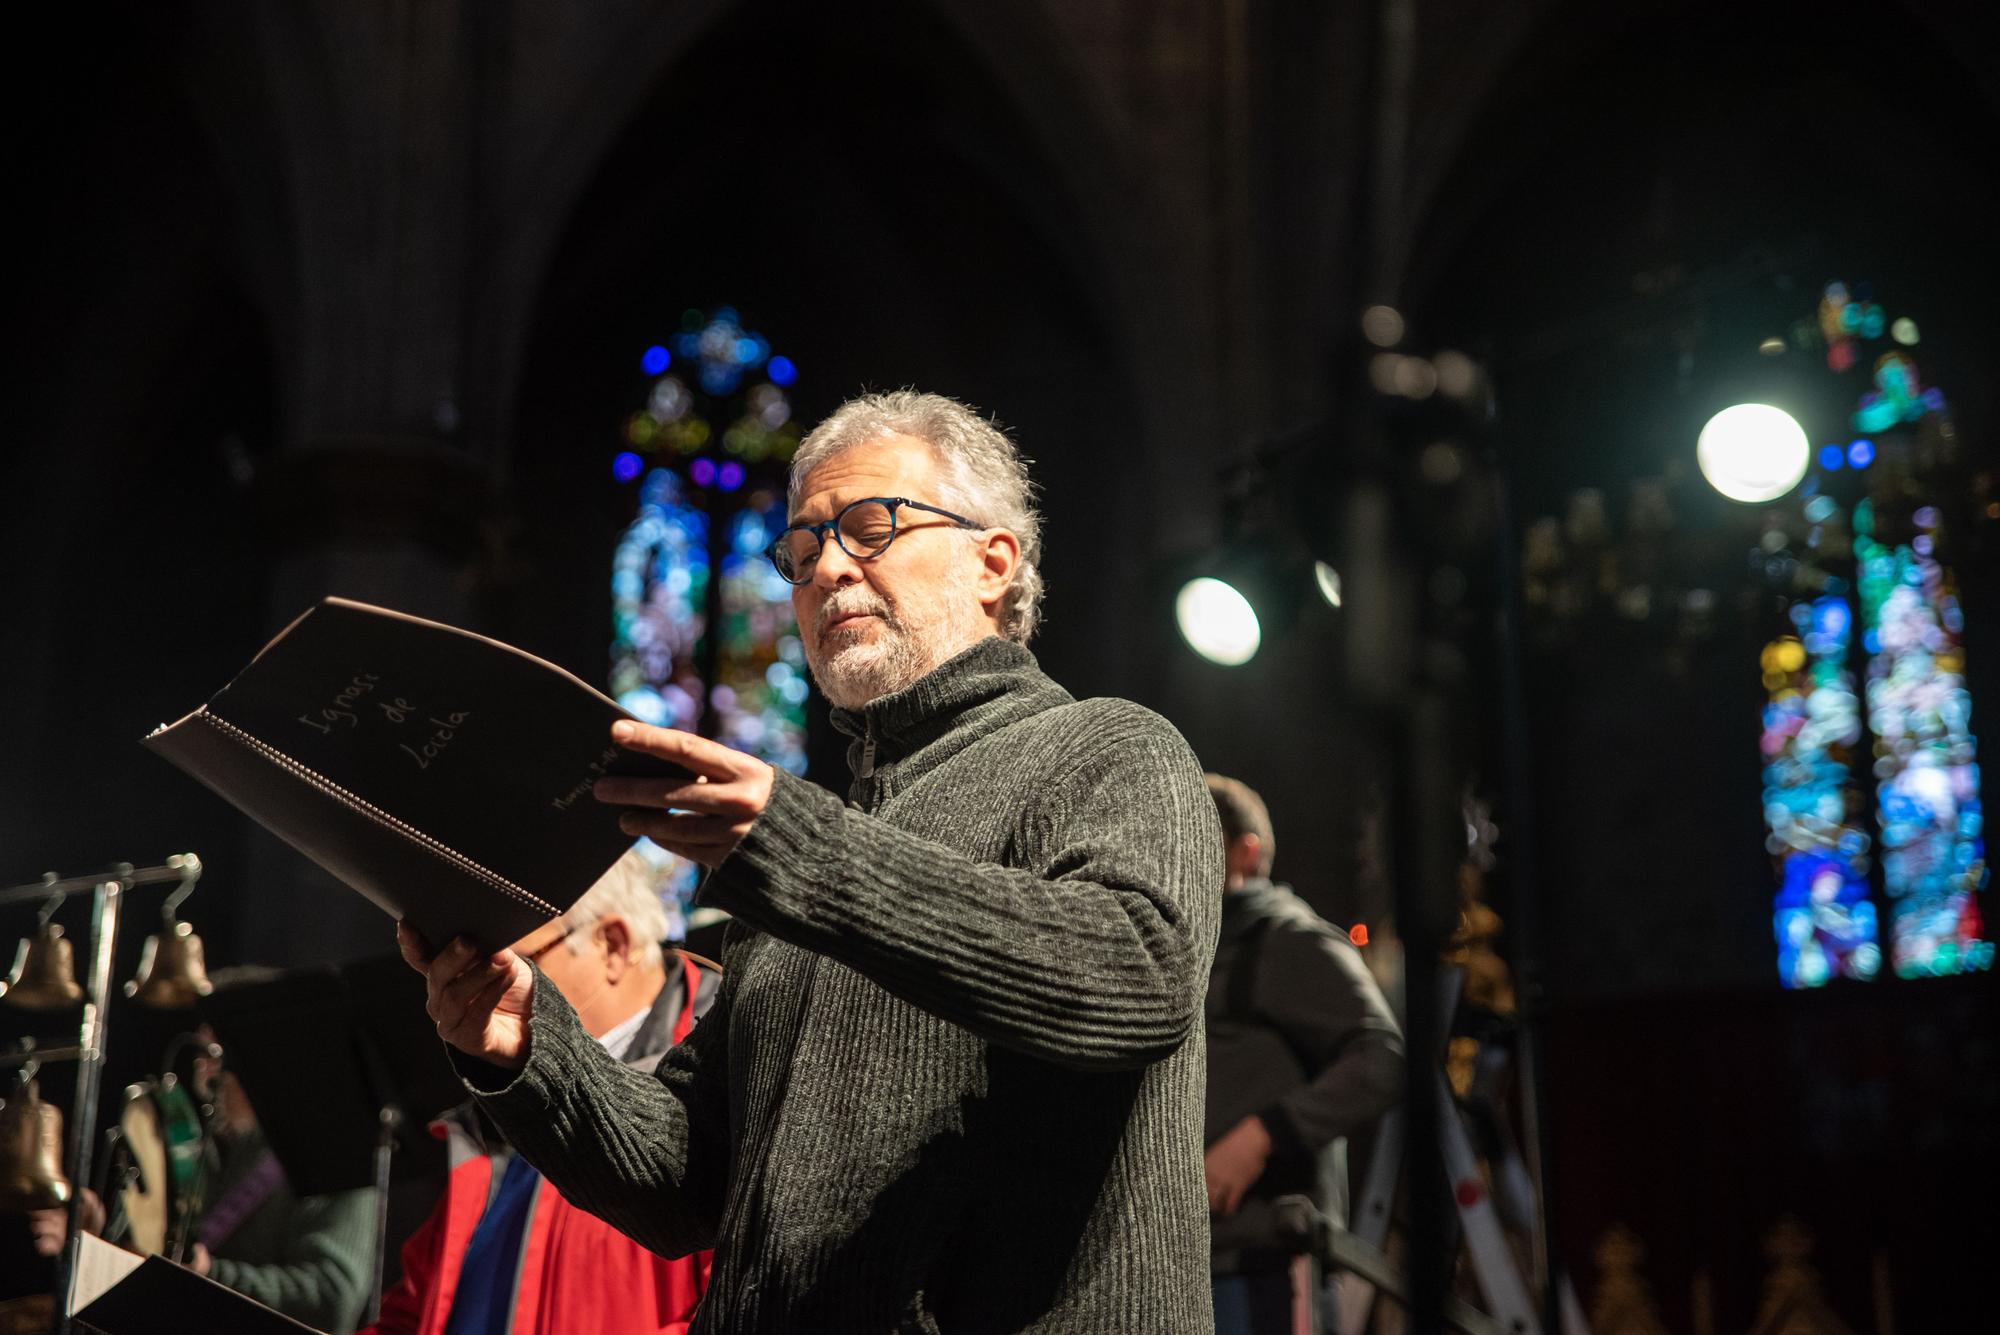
[788,390,1045,643]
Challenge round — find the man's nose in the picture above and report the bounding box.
[811,537,865,588]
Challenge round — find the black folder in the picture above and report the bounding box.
[70,1235,319,1334]
[143,598,690,950]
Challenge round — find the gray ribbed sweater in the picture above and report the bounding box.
[460,636,1222,1333]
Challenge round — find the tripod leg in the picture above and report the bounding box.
[1436,1072,1541,1335]
[1292,1252,1324,1335]
[1337,1108,1404,1335]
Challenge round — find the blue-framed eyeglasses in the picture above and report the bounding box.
[767,496,981,584]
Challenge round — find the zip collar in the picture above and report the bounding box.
[829,636,1071,796]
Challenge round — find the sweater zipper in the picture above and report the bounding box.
[851,721,882,811]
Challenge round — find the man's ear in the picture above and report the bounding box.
[1229,833,1264,881]
[598,915,634,982]
[975,528,1021,616]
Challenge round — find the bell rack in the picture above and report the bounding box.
[1,854,200,1334]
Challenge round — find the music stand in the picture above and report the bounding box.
[197,954,462,1325]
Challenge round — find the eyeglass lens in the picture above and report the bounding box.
[776,500,898,581]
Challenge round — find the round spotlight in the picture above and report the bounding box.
[1697,404,1810,503]
[1313,562,1343,608]
[1176,577,1261,666]
[1361,305,1405,348]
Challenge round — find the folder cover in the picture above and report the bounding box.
[144,598,689,950]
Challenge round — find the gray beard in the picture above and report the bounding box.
[810,622,934,710]
[804,563,984,710]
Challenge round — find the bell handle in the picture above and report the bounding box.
[159,855,202,923]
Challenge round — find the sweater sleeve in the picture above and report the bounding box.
[1249,927,1405,1157]
[699,726,1223,1072]
[451,964,733,1261]
[207,1186,375,1333]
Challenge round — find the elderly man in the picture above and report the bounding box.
[369,847,715,1335]
[404,390,1223,1333]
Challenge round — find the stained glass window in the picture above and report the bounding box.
[1764,600,1879,987]
[1761,282,1991,986]
[1855,500,1990,977]
[609,308,807,929]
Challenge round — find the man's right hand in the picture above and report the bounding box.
[397,924,535,1071]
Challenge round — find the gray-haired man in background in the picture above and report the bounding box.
[404,391,1224,1333]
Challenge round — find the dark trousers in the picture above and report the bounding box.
[1211,1270,1294,1335]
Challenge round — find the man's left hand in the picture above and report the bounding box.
[593,721,776,868]
[1204,1114,1273,1216]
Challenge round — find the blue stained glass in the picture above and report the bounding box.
[1763,605,1873,987]
[733,509,771,556]
[1856,509,1989,980]
[611,306,812,921]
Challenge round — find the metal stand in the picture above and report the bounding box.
[1325,968,1587,1335]
[1276,1192,1507,1335]
[2,855,199,1334]
[365,1104,402,1327]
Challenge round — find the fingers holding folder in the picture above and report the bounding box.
[396,925,533,1071]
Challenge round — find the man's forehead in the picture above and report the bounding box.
[792,435,937,518]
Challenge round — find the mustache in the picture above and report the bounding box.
[817,590,895,632]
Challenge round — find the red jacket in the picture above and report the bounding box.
[363,958,713,1335]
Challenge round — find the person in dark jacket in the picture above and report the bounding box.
[1203,774,1404,1335]
[404,392,1224,1334]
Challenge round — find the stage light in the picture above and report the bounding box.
[690,458,717,487]
[767,355,797,386]
[1361,305,1405,348]
[1697,404,1810,503]
[1176,577,1261,666]
[1848,438,1875,469]
[1819,444,1844,471]
[1759,337,1787,356]
[642,345,671,375]
[1891,318,1919,346]
[1314,562,1343,608]
[613,452,644,483]
[1433,350,1480,400]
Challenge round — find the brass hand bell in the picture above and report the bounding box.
[0,924,85,1010]
[125,918,214,1009]
[0,1074,70,1214]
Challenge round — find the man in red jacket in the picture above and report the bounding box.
[365,849,717,1335]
